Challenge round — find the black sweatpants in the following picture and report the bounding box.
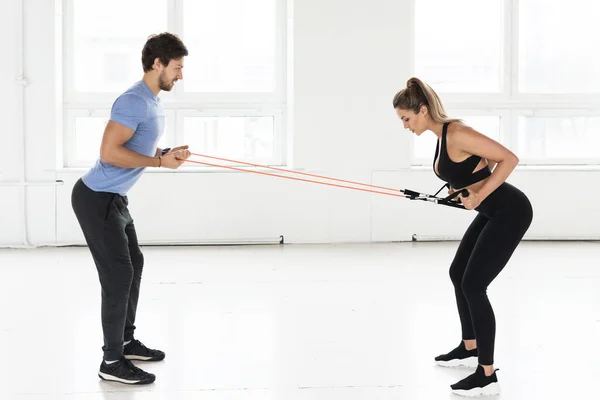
[71,178,144,361]
[449,182,533,365]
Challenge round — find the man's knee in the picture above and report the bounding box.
[131,249,144,272]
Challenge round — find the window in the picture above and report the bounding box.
[68,0,168,95]
[518,0,600,93]
[515,112,600,163]
[414,0,504,93]
[182,0,277,94]
[413,0,600,166]
[179,109,283,165]
[62,0,287,168]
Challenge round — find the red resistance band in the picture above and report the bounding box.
[182,152,469,210]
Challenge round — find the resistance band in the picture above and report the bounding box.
[183,152,469,210]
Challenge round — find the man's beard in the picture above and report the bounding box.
[159,72,175,91]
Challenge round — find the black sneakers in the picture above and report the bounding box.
[450,365,500,397]
[98,358,155,385]
[434,341,478,368]
[98,339,164,384]
[123,339,166,361]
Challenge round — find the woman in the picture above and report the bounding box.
[393,77,533,396]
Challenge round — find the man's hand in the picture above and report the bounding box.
[164,145,189,155]
[158,145,191,169]
[160,149,191,169]
[173,146,191,161]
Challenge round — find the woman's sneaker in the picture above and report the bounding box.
[450,365,500,397]
[98,357,155,385]
[434,341,478,368]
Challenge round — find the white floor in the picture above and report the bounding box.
[1,241,599,399]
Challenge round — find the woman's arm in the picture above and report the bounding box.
[450,124,519,202]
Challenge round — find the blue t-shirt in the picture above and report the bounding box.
[82,81,165,196]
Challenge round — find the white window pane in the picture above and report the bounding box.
[415,0,503,92]
[414,117,501,161]
[72,116,169,165]
[74,117,105,163]
[182,0,276,93]
[72,0,168,93]
[183,116,274,162]
[517,116,600,159]
[519,1,600,93]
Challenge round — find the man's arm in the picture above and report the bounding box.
[100,93,161,168]
[100,121,160,168]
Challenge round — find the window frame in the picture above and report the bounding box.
[510,108,600,166]
[411,0,600,166]
[61,0,288,169]
[175,107,285,168]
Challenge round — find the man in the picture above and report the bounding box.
[71,32,190,385]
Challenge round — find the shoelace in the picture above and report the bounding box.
[123,357,147,375]
[130,339,151,352]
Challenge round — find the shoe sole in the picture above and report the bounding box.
[98,371,155,385]
[451,382,500,397]
[435,356,478,368]
[124,354,165,361]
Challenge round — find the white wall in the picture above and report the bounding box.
[0,0,597,248]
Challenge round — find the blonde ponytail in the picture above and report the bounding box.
[393,77,460,124]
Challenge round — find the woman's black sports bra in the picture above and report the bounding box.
[433,122,491,189]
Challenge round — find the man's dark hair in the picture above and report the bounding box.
[141,32,188,72]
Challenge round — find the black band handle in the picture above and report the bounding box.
[402,189,421,198]
[444,188,469,201]
[402,186,469,210]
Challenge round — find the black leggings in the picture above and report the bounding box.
[449,182,533,365]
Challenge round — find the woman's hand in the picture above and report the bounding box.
[459,189,482,210]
